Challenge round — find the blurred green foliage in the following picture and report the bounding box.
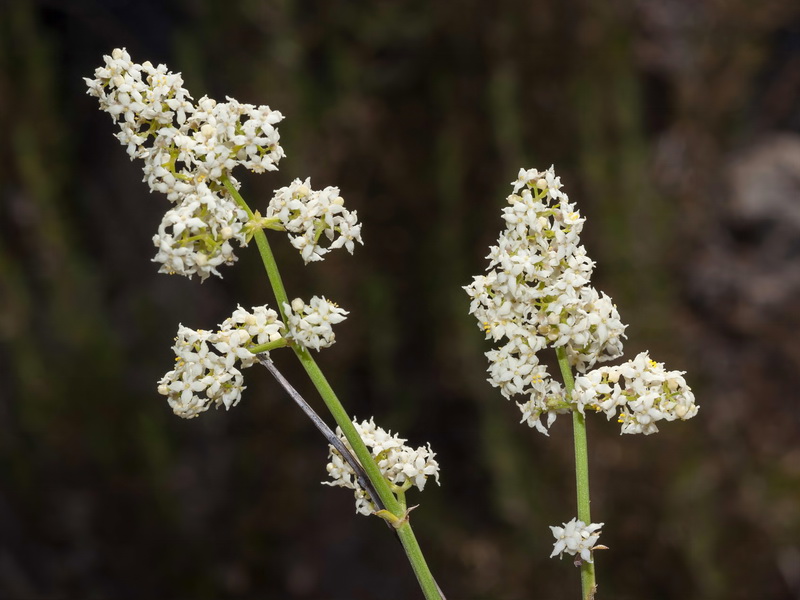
[2,0,800,598]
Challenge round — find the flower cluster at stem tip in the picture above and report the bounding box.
[464,166,698,436]
[324,418,441,516]
[85,48,363,280]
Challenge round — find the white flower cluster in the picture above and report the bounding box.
[157,305,284,418]
[465,166,627,434]
[267,178,363,263]
[85,48,284,172]
[153,182,248,279]
[550,518,604,564]
[572,352,698,435]
[323,418,440,516]
[284,296,348,351]
[85,48,285,279]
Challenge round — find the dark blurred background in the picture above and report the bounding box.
[2,0,800,598]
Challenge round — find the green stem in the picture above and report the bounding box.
[222,176,442,600]
[397,522,442,600]
[222,178,290,313]
[248,338,289,354]
[556,347,597,600]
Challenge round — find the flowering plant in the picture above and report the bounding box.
[87,49,697,600]
[86,48,443,599]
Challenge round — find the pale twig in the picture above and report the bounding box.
[256,354,386,512]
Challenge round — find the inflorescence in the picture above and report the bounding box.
[465,166,697,436]
[157,305,284,418]
[89,50,438,518]
[466,166,699,563]
[85,48,362,280]
[324,418,441,516]
[550,518,605,564]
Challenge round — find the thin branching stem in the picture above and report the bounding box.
[256,354,385,512]
[223,176,443,600]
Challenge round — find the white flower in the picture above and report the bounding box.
[550,518,604,563]
[222,305,285,353]
[517,376,570,435]
[511,165,565,198]
[512,167,542,193]
[284,296,348,351]
[323,418,441,516]
[267,178,363,263]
